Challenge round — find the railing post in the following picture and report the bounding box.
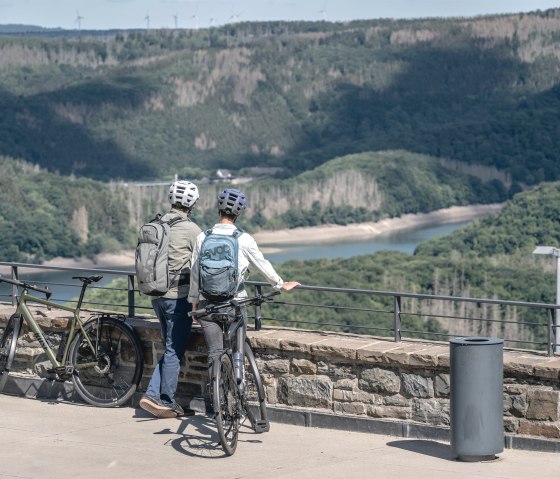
[254,284,263,331]
[10,265,18,307]
[547,307,555,356]
[128,274,135,318]
[394,295,402,343]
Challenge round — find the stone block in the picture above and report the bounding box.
[503,393,527,418]
[369,405,411,420]
[333,388,375,404]
[278,375,333,408]
[518,420,560,438]
[333,402,366,415]
[262,359,290,375]
[533,358,560,380]
[526,389,560,421]
[401,373,434,398]
[412,399,450,425]
[383,395,410,407]
[383,344,435,367]
[359,367,400,394]
[434,373,450,397]
[334,378,358,391]
[356,341,403,364]
[503,383,526,395]
[291,358,317,375]
[504,417,519,433]
[408,346,447,368]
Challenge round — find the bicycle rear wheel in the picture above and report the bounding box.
[243,340,269,433]
[69,316,143,407]
[0,315,22,393]
[213,353,240,456]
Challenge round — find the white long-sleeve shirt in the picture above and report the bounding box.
[188,223,284,303]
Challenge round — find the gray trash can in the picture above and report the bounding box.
[450,337,504,461]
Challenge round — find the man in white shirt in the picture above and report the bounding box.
[188,188,299,380]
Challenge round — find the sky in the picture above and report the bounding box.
[0,1,559,30]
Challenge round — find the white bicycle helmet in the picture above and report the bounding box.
[169,180,199,208]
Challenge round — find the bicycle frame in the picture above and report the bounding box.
[13,290,98,372]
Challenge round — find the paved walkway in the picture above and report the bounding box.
[1,394,559,479]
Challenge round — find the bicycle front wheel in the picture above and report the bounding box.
[69,316,143,407]
[0,315,22,393]
[243,340,269,433]
[213,353,240,456]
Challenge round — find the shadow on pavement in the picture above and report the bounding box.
[387,439,456,461]
[133,408,264,459]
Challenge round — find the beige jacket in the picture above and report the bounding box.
[160,208,201,300]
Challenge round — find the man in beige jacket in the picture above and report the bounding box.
[139,180,202,418]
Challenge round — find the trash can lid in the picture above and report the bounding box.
[450,337,503,346]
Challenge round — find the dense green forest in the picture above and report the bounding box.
[86,182,559,349]
[0,157,134,262]
[0,9,560,186]
[0,149,508,262]
[267,183,560,347]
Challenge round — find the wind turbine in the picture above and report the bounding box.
[191,13,199,30]
[75,10,84,30]
[319,0,328,21]
[209,16,215,28]
[144,13,150,30]
[173,13,178,29]
[228,11,242,24]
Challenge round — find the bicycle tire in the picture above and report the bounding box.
[243,339,269,432]
[69,316,143,407]
[213,353,239,456]
[0,315,22,393]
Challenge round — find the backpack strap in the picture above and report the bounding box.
[166,215,188,227]
[204,227,244,238]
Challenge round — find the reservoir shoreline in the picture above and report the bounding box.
[40,203,503,270]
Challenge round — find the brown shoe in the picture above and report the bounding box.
[139,395,177,418]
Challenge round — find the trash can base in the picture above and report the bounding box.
[457,454,499,462]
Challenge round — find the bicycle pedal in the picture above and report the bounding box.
[253,420,270,433]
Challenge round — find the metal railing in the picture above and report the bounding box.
[0,262,558,356]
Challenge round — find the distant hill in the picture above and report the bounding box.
[0,24,61,33]
[0,9,560,186]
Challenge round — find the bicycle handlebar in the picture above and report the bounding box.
[189,290,280,318]
[0,274,52,300]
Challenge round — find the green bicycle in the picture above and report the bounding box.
[0,274,143,407]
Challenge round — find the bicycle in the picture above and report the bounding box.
[0,274,143,407]
[189,289,279,456]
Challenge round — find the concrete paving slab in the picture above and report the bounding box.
[1,394,560,479]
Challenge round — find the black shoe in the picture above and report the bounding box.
[164,402,196,417]
[139,395,176,419]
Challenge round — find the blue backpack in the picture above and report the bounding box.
[198,228,243,302]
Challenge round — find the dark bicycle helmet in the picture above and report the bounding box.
[217,188,247,216]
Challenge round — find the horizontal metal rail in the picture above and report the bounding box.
[0,262,558,356]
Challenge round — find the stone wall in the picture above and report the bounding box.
[1,303,560,446]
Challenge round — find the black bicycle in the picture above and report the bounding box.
[189,290,279,456]
[0,274,144,407]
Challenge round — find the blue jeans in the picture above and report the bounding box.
[145,296,193,404]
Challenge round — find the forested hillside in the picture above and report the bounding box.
[0,157,134,262]
[0,149,506,262]
[270,183,560,347]
[1,9,560,185]
[90,183,560,349]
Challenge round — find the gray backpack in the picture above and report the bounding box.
[135,214,186,296]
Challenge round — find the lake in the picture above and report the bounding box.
[265,221,468,263]
[0,220,468,303]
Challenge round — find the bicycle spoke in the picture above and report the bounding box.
[70,317,143,407]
